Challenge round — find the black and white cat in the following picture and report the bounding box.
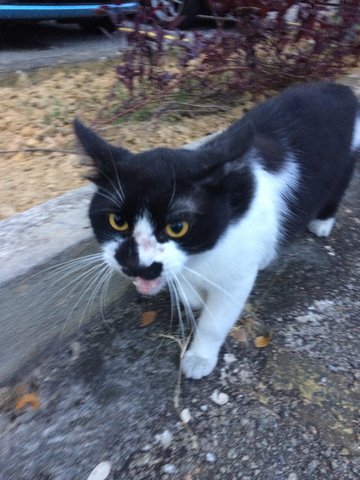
[74,82,360,379]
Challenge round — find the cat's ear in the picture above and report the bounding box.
[74,119,131,182]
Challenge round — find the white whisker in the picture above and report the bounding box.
[77,264,111,332]
[167,277,185,338]
[29,253,103,279]
[59,264,110,344]
[96,188,123,210]
[182,265,236,303]
[107,144,126,203]
[171,274,197,335]
[99,268,113,327]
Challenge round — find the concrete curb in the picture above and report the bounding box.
[0,184,127,383]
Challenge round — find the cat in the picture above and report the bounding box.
[74,82,360,379]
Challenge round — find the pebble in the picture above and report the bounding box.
[210,390,229,406]
[224,353,237,363]
[86,461,111,480]
[163,464,177,474]
[206,452,217,463]
[155,430,173,449]
[180,408,192,423]
[288,474,297,480]
[227,448,238,459]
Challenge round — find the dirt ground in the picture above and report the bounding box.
[0,60,251,220]
[1,61,359,221]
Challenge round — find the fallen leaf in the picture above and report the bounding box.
[254,335,271,348]
[141,310,157,327]
[15,392,41,411]
[230,327,248,343]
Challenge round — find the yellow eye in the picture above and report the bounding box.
[108,213,129,232]
[165,221,189,239]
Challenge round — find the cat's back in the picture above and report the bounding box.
[206,82,359,164]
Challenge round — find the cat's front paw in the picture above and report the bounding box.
[182,350,218,379]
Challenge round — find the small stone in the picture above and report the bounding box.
[224,353,237,363]
[288,474,297,480]
[163,464,177,474]
[155,430,173,449]
[227,448,238,459]
[200,404,208,411]
[206,452,216,463]
[180,408,192,423]
[86,461,111,480]
[340,448,350,456]
[210,390,229,405]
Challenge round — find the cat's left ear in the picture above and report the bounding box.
[74,119,131,181]
[197,160,254,198]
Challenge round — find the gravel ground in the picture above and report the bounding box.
[0,166,358,480]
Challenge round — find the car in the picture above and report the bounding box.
[144,0,251,28]
[145,1,355,29]
[0,1,139,31]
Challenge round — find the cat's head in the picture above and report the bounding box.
[74,120,253,295]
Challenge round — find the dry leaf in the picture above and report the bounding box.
[230,327,248,343]
[141,310,157,327]
[15,392,41,411]
[254,335,271,348]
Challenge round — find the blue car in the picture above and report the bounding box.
[0,1,139,30]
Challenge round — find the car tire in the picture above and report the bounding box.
[150,0,202,28]
[79,19,116,34]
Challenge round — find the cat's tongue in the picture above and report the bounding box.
[133,277,163,295]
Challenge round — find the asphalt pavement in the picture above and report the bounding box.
[0,21,126,73]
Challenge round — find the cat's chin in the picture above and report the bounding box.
[133,276,166,296]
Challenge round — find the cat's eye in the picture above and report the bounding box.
[165,221,189,239]
[108,213,129,232]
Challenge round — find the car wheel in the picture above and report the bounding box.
[79,19,116,34]
[150,0,202,28]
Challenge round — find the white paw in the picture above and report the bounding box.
[308,218,335,238]
[182,350,218,379]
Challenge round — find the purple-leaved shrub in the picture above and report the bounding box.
[111,1,359,120]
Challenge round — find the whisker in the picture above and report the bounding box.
[168,277,185,339]
[100,269,113,327]
[182,265,237,303]
[29,253,103,280]
[167,174,177,210]
[96,188,123,210]
[171,274,197,335]
[109,147,125,201]
[77,264,111,332]
[177,272,211,317]
[50,262,105,305]
[59,264,109,345]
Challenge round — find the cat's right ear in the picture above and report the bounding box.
[73,119,131,183]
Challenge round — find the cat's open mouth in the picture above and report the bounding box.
[133,276,165,296]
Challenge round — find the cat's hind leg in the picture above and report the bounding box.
[308,164,355,238]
